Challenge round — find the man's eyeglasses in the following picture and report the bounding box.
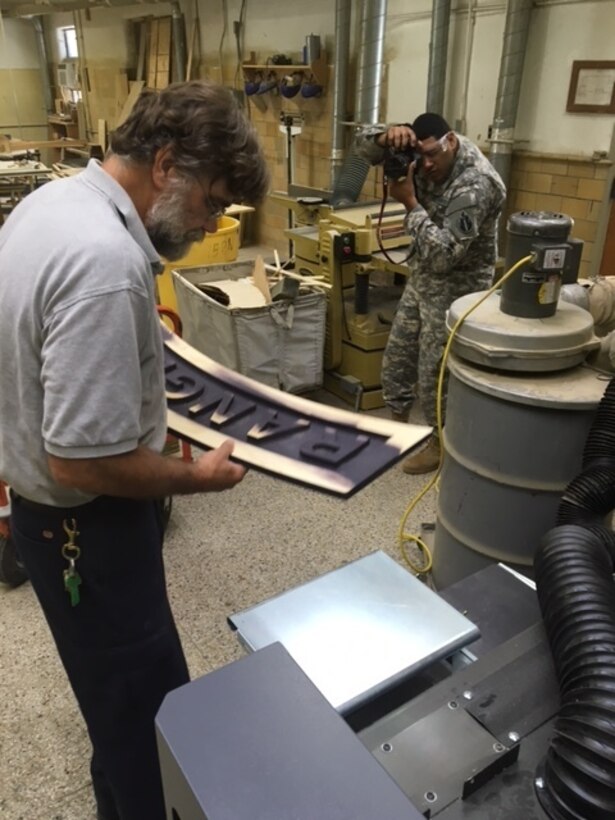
[196,178,231,220]
[419,133,451,160]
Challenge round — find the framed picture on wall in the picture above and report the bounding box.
[566,60,615,114]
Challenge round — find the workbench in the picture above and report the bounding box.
[0,159,52,222]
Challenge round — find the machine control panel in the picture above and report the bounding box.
[532,242,570,272]
[334,231,356,262]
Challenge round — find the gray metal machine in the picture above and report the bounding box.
[156,555,560,820]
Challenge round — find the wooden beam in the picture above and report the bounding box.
[0,138,88,152]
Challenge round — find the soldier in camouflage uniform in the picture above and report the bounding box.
[358,113,506,473]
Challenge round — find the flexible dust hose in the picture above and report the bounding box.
[581,375,615,469]
[534,374,615,819]
[556,373,615,549]
[534,526,615,820]
[330,152,372,208]
[557,468,615,552]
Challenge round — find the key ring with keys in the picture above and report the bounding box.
[61,518,81,561]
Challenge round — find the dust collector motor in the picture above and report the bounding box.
[446,210,597,372]
[501,210,576,318]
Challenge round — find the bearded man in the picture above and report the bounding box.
[0,81,269,820]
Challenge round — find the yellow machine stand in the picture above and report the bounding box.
[283,199,411,411]
[156,215,240,312]
[324,291,400,410]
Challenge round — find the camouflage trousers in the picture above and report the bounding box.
[382,278,451,428]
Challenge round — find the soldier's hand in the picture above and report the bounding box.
[376,125,416,150]
[192,440,247,492]
[389,165,418,211]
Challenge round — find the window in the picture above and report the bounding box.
[57,26,78,61]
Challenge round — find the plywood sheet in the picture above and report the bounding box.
[0,69,46,131]
[147,16,172,89]
[88,66,129,130]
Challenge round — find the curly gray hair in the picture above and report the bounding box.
[110,81,269,205]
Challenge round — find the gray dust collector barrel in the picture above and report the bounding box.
[432,355,606,588]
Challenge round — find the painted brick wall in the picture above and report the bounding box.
[507,154,612,278]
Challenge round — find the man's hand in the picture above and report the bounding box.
[388,159,420,212]
[191,440,246,492]
[376,125,417,150]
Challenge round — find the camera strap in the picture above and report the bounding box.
[375,179,415,267]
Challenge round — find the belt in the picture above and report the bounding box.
[9,490,96,516]
[10,491,64,514]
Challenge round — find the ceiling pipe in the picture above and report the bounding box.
[31,15,53,114]
[455,0,476,134]
[328,0,391,207]
[330,0,352,188]
[171,1,187,83]
[354,0,388,125]
[426,0,451,114]
[488,0,533,192]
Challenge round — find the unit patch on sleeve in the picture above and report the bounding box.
[458,211,474,235]
[445,191,479,241]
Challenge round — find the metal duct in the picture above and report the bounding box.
[426,0,451,114]
[330,0,352,188]
[171,1,187,83]
[489,0,532,190]
[32,16,53,114]
[331,0,387,207]
[354,0,388,125]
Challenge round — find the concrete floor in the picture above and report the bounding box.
[0,387,438,820]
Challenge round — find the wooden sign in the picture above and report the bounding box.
[163,327,432,497]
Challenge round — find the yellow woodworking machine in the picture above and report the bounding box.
[270,192,412,410]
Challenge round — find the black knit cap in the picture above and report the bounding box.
[411,113,451,141]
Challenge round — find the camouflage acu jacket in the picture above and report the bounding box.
[357,129,506,298]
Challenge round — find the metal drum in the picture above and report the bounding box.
[432,355,606,588]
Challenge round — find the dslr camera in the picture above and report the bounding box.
[382,146,422,180]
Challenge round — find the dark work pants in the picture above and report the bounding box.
[10,493,190,820]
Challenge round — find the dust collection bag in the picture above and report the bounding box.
[172,261,326,393]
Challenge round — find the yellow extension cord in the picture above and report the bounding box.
[398,253,535,576]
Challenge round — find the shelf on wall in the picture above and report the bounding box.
[242,53,328,89]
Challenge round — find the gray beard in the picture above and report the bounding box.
[144,178,205,261]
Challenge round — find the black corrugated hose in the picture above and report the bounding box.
[534,375,615,819]
[330,153,372,208]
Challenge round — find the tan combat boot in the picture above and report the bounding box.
[402,434,441,475]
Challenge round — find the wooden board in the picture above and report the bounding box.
[147,16,172,89]
[87,66,129,131]
[0,68,46,131]
[163,327,431,497]
[116,80,145,127]
[0,138,87,152]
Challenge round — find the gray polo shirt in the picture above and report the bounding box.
[0,160,167,506]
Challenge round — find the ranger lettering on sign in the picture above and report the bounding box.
[165,362,370,468]
[162,329,432,496]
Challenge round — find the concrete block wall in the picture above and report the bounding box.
[507,154,612,278]
[240,75,332,253]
